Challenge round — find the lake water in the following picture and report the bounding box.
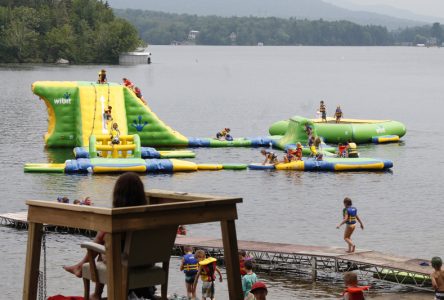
[0,46,443,299]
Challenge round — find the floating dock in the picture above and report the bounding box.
[0,211,95,236]
[1,212,432,291]
[175,236,433,291]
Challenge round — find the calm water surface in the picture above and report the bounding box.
[0,46,443,299]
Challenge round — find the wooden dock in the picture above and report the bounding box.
[175,236,433,291]
[0,211,95,236]
[1,212,433,291]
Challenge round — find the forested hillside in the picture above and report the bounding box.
[107,0,423,30]
[115,10,393,46]
[0,0,141,63]
[115,9,444,46]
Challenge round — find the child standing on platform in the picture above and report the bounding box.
[337,197,364,253]
[319,100,327,122]
[193,250,222,300]
[180,246,199,300]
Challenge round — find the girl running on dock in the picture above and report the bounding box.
[337,197,364,253]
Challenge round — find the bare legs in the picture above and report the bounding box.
[344,224,356,253]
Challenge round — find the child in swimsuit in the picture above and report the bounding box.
[110,123,120,145]
[337,197,364,253]
[97,69,107,84]
[216,128,231,140]
[260,149,278,165]
[335,105,343,123]
[295,142,303,161]
[432,257,444,300]
[319,100,327,122]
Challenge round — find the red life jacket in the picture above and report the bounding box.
[239,258,246,275]
[342,286,369,300]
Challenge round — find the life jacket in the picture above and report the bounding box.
[218,130,228,137]
[339,145,347,157]
[124,79,134,87]
[335,108,343,117]
[310,145,317,156]
[111,128,119,138]
[348,143,358,156]
[182,253,199,275]
[342,286,369,300]
[239,258,246,275]
[199,257,217,282]
[320,104,326,113]
[343,207,357,225]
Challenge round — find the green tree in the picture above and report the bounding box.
[431,22,443,44]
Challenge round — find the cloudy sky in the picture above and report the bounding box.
[326,0,444,18]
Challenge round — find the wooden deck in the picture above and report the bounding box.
[175,236,433,290]
[1,212,433,292]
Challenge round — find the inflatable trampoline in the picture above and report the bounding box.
[269,117,406,144]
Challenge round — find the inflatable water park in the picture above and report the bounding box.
[24,80,406,174]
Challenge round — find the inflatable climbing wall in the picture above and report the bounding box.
[32,81,188,148]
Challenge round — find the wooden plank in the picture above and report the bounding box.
[220,220,243,300]
[27,206,112,232]
[22,222,43,300]
[105,233,124,300]
[111,205,238,231]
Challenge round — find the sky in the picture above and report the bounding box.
[326,0,444,18]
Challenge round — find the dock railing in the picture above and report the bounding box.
[23,189,243,300]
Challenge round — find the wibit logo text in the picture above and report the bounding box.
[54,92,72,104]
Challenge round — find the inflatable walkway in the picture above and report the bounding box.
[249,157,393,172]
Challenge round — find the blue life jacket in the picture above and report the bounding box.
[183,253,199,275]
[344,207,357,224]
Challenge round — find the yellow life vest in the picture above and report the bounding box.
[199,257,217,282]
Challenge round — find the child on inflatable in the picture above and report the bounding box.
[342,272,369,300]
[97,69,107,84]
[110,122,120,145]
[347,140,359,158]
[335,105,343,123]
[122,77,134,89]
[431,256,444,300]
[260,149,278,165]
[180,246,199,300]
[193,250,222,300]
[319,100,327,122]
[295,142,303,161]
[216,128,232,141]
[134,86,147,105]
[338,143,348,158]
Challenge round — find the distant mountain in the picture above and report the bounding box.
[324,0,444,25]
[107,0,425,30]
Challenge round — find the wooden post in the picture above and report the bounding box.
[23,222,43,300]
[220,220,243,300]
[310,256,317,281]
[105,233,124,300]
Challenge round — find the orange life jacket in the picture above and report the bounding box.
[342,286,369,300]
